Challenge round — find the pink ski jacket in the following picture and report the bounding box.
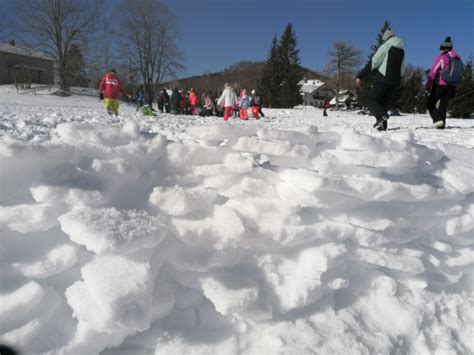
[427,50,461,89]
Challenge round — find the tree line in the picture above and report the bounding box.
[1,1,472,118]
[5,0,184,107]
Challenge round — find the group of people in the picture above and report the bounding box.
[98,30,463,129]
[356,29,463,130]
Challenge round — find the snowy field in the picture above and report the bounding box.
[0,85,473,355]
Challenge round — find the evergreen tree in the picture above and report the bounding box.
[276,23,304,108]
[450,60,474,118]
[66,44,88,87]
[357,20,391,107]
[397,66,425,113]
[258,37,282,108]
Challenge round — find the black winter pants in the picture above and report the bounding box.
[367,83,398,120]
[427,84,456,123]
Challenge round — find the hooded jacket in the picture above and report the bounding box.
[427,50,461,89]
[357,36,405,85]
[217,87,237,107]
[98,72,124,99]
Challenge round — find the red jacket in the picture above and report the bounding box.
[189,91,198,106]
[98,72,124,99]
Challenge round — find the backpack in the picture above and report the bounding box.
[441,55,464,84]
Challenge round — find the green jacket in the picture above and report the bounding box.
[358,36,405,84]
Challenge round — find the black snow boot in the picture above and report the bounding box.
[373,115,389,130]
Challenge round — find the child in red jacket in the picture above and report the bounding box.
[98,69,125,116]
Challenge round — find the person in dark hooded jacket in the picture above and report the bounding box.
[356,28,405,131]
[170,88,181,114]
[157,89,170,113]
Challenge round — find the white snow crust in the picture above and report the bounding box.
[0,86,473,354]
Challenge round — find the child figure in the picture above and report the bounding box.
[98,69,125,116]
[217,83,237,121]
[250,89,262,119]
[239,89,250,120]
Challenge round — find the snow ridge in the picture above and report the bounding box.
[0,100,473,354]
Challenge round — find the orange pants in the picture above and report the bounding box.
[251,106,260,119]
[224,106,233,121]
[239,108,248,120]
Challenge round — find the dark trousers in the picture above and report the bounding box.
[323,108,328,116]
[367,83,397,119]
[427,84,456,123]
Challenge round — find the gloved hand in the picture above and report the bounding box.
[99,92,104,100]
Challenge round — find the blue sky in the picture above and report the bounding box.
[163,0,473,78]
[1,0,472,79]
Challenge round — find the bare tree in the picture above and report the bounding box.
[118,0,185,105]
[15,0,101,91]
[327,42,363,110]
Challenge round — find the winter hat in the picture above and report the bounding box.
[109,68,116,73]
[251,89,256,95]
[381,29,395,42]
[440,37,453,51]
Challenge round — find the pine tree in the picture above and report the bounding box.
[397,66,425,113]
[66,44,88,87]
[258,37,282,108]
[276,23,304,108]
[357,20,391,107]
[450,60,474,118]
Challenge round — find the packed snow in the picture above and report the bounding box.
[0,85,473,355]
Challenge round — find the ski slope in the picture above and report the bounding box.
[0,85,473,355]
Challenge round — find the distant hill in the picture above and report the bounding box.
[163,61,325,94]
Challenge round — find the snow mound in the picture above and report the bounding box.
[0,95,473,355]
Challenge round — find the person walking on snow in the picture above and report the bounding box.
[98,69,125,116]
[217,83,237,121]
[250,89,263,119]
[426,37,463,129]
[189,88,199,115]
[323,98,331,116]
[356,28,405,131]
[135,85,145,111]
[170,88,181,114]
[239,89,250,120]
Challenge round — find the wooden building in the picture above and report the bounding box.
[0,41,54,88]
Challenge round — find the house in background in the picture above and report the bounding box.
[329,89,358,110]
[0,40,54,88]
[299,79,333,108]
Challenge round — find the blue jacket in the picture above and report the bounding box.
[239,95,250,108]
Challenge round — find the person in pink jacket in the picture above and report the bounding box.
[189,89,199,115]
[426,37,463,129]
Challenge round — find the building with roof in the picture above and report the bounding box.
[299,79,333,108]
[0,40,54,87]
[329,90,358,110]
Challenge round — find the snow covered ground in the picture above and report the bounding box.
[0,85,473,355]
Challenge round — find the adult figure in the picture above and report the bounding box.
[426,37,463,129]
[356,28,405,131]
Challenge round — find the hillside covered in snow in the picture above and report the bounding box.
[0,86,473,354]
